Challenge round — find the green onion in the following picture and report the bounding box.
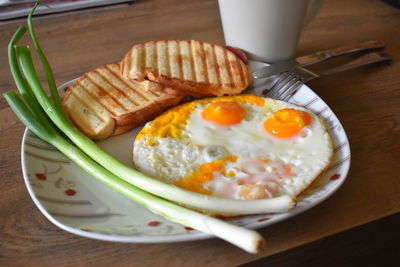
[18,9,295,214]
[4,91,264,253]
[4,1,295,252]
[8,26,43,118]
[19,43,294,214]
[4,4,266,253]
[28,3,65,116]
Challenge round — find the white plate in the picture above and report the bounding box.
[21,71,351,243]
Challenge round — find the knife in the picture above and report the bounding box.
[265,51,391,101]
[252,40,385,79]
[251,59,295,79]
[296,40,385,66]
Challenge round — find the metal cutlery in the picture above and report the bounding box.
[252,40,385,80]
[295,40,385,67]
[252,59,295,79]
[267,51,391,101]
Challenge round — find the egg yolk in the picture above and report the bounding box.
[135,94,264,144]
[175,156,237,194]
[264,109,312,138]
[201,101,245,126]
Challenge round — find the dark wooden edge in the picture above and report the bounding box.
[240,213,400,267]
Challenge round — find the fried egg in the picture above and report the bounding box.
[133,95,333,200]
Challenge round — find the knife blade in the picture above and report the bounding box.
[251,40,385,80]
[251,59,295,79]
[296,40,385,66]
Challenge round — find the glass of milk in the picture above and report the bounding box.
[218,0,324,63]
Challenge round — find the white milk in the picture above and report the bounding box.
[218,0,323,63]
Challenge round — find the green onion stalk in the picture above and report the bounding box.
[16,4,295,216]
[6,24,265,253]
[4,90,265,253]
[3,1,293,253]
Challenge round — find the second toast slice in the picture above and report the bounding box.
[63,63,182,139]
[120,40,251,97]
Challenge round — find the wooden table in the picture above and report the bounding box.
[1,0,399,265]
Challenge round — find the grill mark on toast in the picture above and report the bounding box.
[101,66,140,106]
[120,57,125,76]
[69,89,106,123]
[144,41,153,74]
[125,48,133,77]
[211,44,221,86]
[203,43,216,85]
[165,41,171,77]
[168,40,179,80]
[223,48,234,88]
[191,41,206,83]
[120,52,125,76]
[140,44,146,78]
[77,77,118,116]
[108,64,160,100]
[241,59,249,86]
[234,56,245,88]
[131,81,160,99]
[106,64,147,101]
[92,69,136,110]
[229,53,245,89]
[179,41,192,81]
[142,81,161,97]
[106,65,157,100]
[188,40,196,82]
[153,91,162,97]
[176,40,184,81]
[122,40,250,95]
[123,79,157,101]
[128,45,146,79]
[146,88,161,97]
[153,41,158,77]
[200,42,209,85]
[155,41,166,76]
[85,75,128,113]
[243,60,249,86]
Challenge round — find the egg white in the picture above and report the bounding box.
[133,97,333,199]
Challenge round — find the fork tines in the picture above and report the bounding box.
[267,72,304,101]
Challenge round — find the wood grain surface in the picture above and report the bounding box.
[1,0,399,266]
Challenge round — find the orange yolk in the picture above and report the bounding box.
[201,101,245,126]
[175,156,237,194]
[264,109,312,138]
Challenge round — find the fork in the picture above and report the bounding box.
[266,52,391,101]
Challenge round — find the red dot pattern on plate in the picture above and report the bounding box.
[36,173,47,180]
[148,221,161,227]
[185,227,194,231]
[330,174,341,181]
[65,189,77,196]
[257,218,270,222]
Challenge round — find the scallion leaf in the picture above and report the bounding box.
[3,91,264,253]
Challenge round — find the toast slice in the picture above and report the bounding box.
[63,63,183,140]
[120,40,251,97]
[136,79,164,92]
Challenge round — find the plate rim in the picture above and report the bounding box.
[20,79,351,243]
